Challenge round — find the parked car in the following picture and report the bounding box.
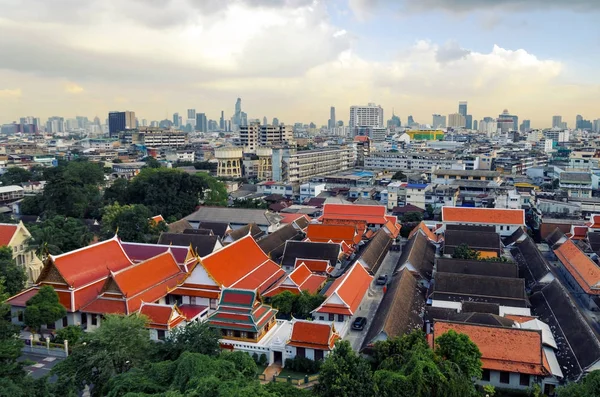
[352,317,367,331]
[376,274,388,285]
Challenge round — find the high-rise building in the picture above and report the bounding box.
[349,103,384,128]
[75,116,88,129]
[432,114,446,128]
[219,111,225,130]
[108,111,135,137]
[465,115,473,130]
[195,113,207,132]
[208,120,218,132]
[448,113,466,128]
[473,120,478,131]
[328,106,336,129]
[239,123,293,151]
[497,109,518,133]
[187,109,196,120]
[407,115,415,126]
[240,112,248,127]
[552,115,562,128]
[593,119,600,133]
[576,115,593,130]
[458,101,468,117]
[387,111,401,128]
[272,118,279,126]
[46,116,65,133]
[520,120,531,132]
[173,113,179,127]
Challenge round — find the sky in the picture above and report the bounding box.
[0,0,599,128]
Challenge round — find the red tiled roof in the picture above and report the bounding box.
[151,215,165,224]
[409,222,438,242]
[139,303,185,330]
[169,287,219,299]
[294,258,331,274]
[554,239,600,294]
[178,304,208,320]
[80,298,126,315]
[263,264,327,297]
[442,207,525,226]
[354,136,369,142]
[288,320,339,350]
[570,225,588,240]
[0,224,18,246]
[434,321,549,376]
[306,224,359,245]
[49,237,132,288]
[590,214,600,229]
[322,203,389,225]
[315,262,373,315]
[279,213,311,225]
[290,264,312,285]
[322,218,367,237]
[112,251,181,298]
[5,288,38,307]
[72,279,106,311]
[504,315,537,324]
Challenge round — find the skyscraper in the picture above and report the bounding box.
[263,116,268,125]
[219,111,225,130]
[187,109,196,120]
[576,115,593,130]
[473,120,478,131]
[593,119,600,133]
[407,115,415,126]
[465,115,473,130]
[520,120,531,132]
[458,101,468,117]
[272,118,279,126]
[196,113,207,132]
[328,106,336,129]
[432,114,446,128]
[108,111,135,137]
[173,112,179,127]
[552,115,562,128]
[349,103,384,128]
[497,109,517,133]
[448,113,466,128]
[388,112,401,128]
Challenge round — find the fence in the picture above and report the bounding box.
[23,336,69,358]
[263,373,319,386]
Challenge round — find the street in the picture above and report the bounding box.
[19,353,63,379]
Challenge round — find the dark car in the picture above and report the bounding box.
[376,274,388,285]
[351,317,367,331]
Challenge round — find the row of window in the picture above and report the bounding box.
[481,369,530,386]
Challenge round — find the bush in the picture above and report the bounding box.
[54,325,84,345]
[284,356,322,374]
[259,353,268,366]
[252,352,259,364]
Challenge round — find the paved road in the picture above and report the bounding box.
[345,248,403,351]
[19,353,63,379]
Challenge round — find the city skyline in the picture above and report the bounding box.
[1,0,599,127]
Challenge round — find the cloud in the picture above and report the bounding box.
[405,0,600,13]
[435,40,471,63]
[0,88,22,98]
[65,83,84,94]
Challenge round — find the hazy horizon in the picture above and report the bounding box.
[1,0,599,128]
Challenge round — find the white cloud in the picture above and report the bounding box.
[65,83,84,94]
[0,88,22,98]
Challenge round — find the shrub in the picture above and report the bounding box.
[259,353,268,366]
[285,356,321,374]
[252,352,259,364]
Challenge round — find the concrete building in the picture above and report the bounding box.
[552,115,562,128]
[239,123,293,152]
[364,151,464,171]
[498,109,518,133]
[448,113,466,128]
[279,147,353,184]
[432,114,446,128]
[349,103,384,128]
[131,128,188,148]
[108,111,135,137]
[214,147,243,178]
[256,147,273,180]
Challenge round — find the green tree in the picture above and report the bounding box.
[391,171,407,181]
[315,340,375,397]
[221,351,259,379]
[158,321,220,361]
[435,329,482,380]
[0,167,32,186]
[101,203,167,243]
[0,279,27,385]
[27,216,93,256]
[54,325,84,345]
[264,382,311,396]
[197,172,228,206]
[557,370,600,396]
[143,157,162,169]
[52,314,151,397]
[23,285,66,336]
[0,246,27,296]
[270,291,296,317]
[293,291,325,319]
[401,212,423,223]
[452,244,481,260]
[103,178,130,205]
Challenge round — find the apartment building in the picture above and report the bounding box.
[281,147,353,184]
[364,151,460,171]
[239,123,293,151]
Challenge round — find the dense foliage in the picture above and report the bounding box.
[27,216,93,256]
[23,285,66,336]
[269,290,326,319]
[100,202,167,243]
[556,370,600,396]
[0,246,27,296]
[451,243,481,260]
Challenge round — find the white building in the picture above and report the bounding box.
[448,113,466,128]
[299,183,326,201]
[349,103,384,128]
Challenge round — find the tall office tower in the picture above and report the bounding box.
[219,111,225,130]
[45,116,65,133]
[483,117,494,123]
[272,117,279,126]
[349,103,384,128]
[208,120,218,131]
[75,116,88,129]
[432,114,446,128]
[407,115,415,126]
[465,115,473,129]
[93,116,101,126]
[473,120,478,131]
[520,120,531,132]
[263,116,268,125]
[594,119,600,133]
[187,109,196,120]
[448,113,466,128]
[195,113,207,132]
[497,109,518,132]
[173,113,179,127]
[108,111,135,137]
[552,115,562,128]
[328,106,336,129]
[231,98,242,129]
[576,114,583,128]
[387,111,401,128]
[142,119,148,127]
[240,112,248,127]
[458,101,468,117]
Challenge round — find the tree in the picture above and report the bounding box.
[270,291,296,317]
[391,171,407,181]
[103,178,130,205]
[557,370,600,396]
[0,167,32,186]
[401,212,423,223]
[52,314,151,397]
[221,351,259,379]
[0,246,27,296]
[23,285,66,337]
[143,157,162,169]
[315,340,375,397]
[27,216,93,256]
[157,321,220,361]
[293,291,325,319]
[452,244,481,260]
[54,325,84,345]
[101,203,166,243]
[196,172,228,206]
[400,223,419,238]
[0,279,27,384]
[435,329,482,380]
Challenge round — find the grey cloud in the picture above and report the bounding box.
[405,0,600,13]
[436,41,471,63]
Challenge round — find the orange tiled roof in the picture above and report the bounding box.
[504,315,537,324]
[113,251,182,299]
[322,203,389,225]
[434,321,549,376]
[294,258,332,274]
[570,225,588,240]
[306,224,359,245]
[279,213,310,225]
[554,239,600,294]
[0,224,18,246]
[48,236,133,288]
[151,215,165,224]
[322,218,367,237]
[139,303,185,330]
[408,222,438,242]
[287,320,339,350]
[263,264,327,297]
[442,207,525,226]
[314,262,373,316]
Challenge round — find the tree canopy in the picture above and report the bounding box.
[0,246,27,296]
[100,203,167,243]
[23,285,66,335]
[557,370,600,396]
[451,244,481,260]
[269,290,325,319]
[27,216,93,256]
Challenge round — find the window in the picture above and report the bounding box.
[337,314,344,322]
[296,347,306,358]
[234,330,241,338]
[499,371,510,384]
[91,314,98,326]
[81,313,87,325]
[62,317,68,327]
[157,330,166,340]
[221,329,228,336]
[481,369,490,381]
[519,374,530,386]
[328,313,334,321]
[17,311,23,322]
[314,349,324,361]
[319,316,324,321]
[190,296,197,305]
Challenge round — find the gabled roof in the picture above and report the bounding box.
[589,232,600,253]
[314,263,373,316]
[553,239,600,294]
[433,321,549,376]
[363,269,425,349]
[0,223,18,246]
[568,225,588,240]
[279,213,311,230]
[226,223,265,242]
[195,221,231,238]
[151,215,165,224]
[590,214,600,229]
[157,232,220,257]
[510,235,552,288]
[321,203,391,225]
[502,226,527,246]
[281,241,340,269]
[294,259,334,274]
[167,219,193,233]
[408,222,439,243]
[139,302,185,330]
[121,242,195,269]
[263,264,327,297]
[546,227,567,247]
[397,232,435,280]
[306,224,360,245]
[207,288,277,333]
[435,258,519,278]
[287,320,339,350]
[186,207,282,226]
[442,207,525,226]
[356,229,392,273]
[257,224,304,260]
[42,236,133,288]
[443,230,501,256]
[200,234,284,293]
